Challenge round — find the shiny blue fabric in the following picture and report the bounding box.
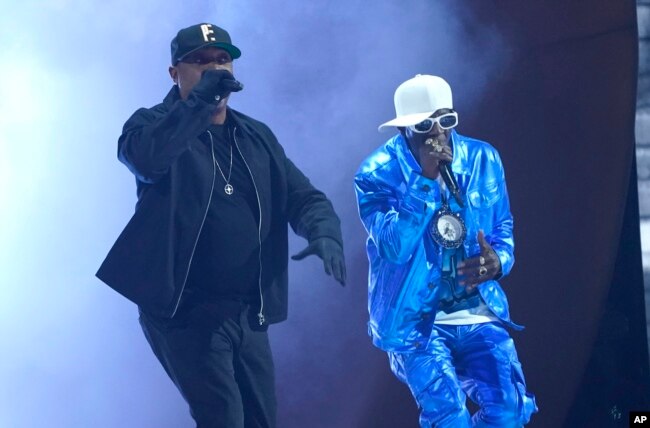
[354,130,520,351]
[388,323,537,427]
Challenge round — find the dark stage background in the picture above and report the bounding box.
[1,1,649,427]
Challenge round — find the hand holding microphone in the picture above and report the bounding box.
[423,137,464,207]
[419,137,452,178]
[191,69,244,104]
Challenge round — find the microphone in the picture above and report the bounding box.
[221,78,244,93]
[439,161,464,208]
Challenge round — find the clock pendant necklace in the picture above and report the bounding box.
[207,129,234,195]
[430,182,466,249]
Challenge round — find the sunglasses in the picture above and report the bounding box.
[409,112,458,133]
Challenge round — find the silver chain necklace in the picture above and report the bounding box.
[207,129,234,195]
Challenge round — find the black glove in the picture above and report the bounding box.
[291,237,346,286]
[190,69,242,104]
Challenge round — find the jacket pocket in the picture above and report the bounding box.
[467,180,500,209]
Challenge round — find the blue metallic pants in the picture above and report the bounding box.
[388,322,537,427]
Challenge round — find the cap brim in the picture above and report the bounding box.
[176,42,242,64]
[377,111,433,132]
[208,42,241,59]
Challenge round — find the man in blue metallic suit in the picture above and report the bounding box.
[355,75,537,427]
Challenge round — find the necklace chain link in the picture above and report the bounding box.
[207,129,234,195]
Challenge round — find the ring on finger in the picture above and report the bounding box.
[479,266,488,276]
[479,256,486,266]
[433,143,444,153]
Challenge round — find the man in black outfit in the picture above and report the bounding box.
[96,22,346,428]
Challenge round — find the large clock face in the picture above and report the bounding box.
[437,215,462,241]
[431,208,466,249]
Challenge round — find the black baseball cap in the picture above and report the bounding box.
[171,23,241,65]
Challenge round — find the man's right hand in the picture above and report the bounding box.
[190,69,238,104]
[417,135,453,179]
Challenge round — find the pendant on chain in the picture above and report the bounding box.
[225,184,234,195]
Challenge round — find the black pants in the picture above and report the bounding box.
[139,300,276,428]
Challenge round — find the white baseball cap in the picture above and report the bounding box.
[378,74,453,132]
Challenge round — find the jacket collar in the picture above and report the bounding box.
[394,129,471,182]
[162,85,180,107]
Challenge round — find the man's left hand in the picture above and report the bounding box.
[457,230,501,292]
[291,237,346,286]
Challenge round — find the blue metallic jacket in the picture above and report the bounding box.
[355,130,521,351]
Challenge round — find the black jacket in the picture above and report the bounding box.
[96,87,343,323]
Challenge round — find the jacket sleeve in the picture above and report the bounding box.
[284,155,344,246]
[487,155,515,279]
[117,94,217,183]
[355,169,441,264]
[250,121,343,246]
